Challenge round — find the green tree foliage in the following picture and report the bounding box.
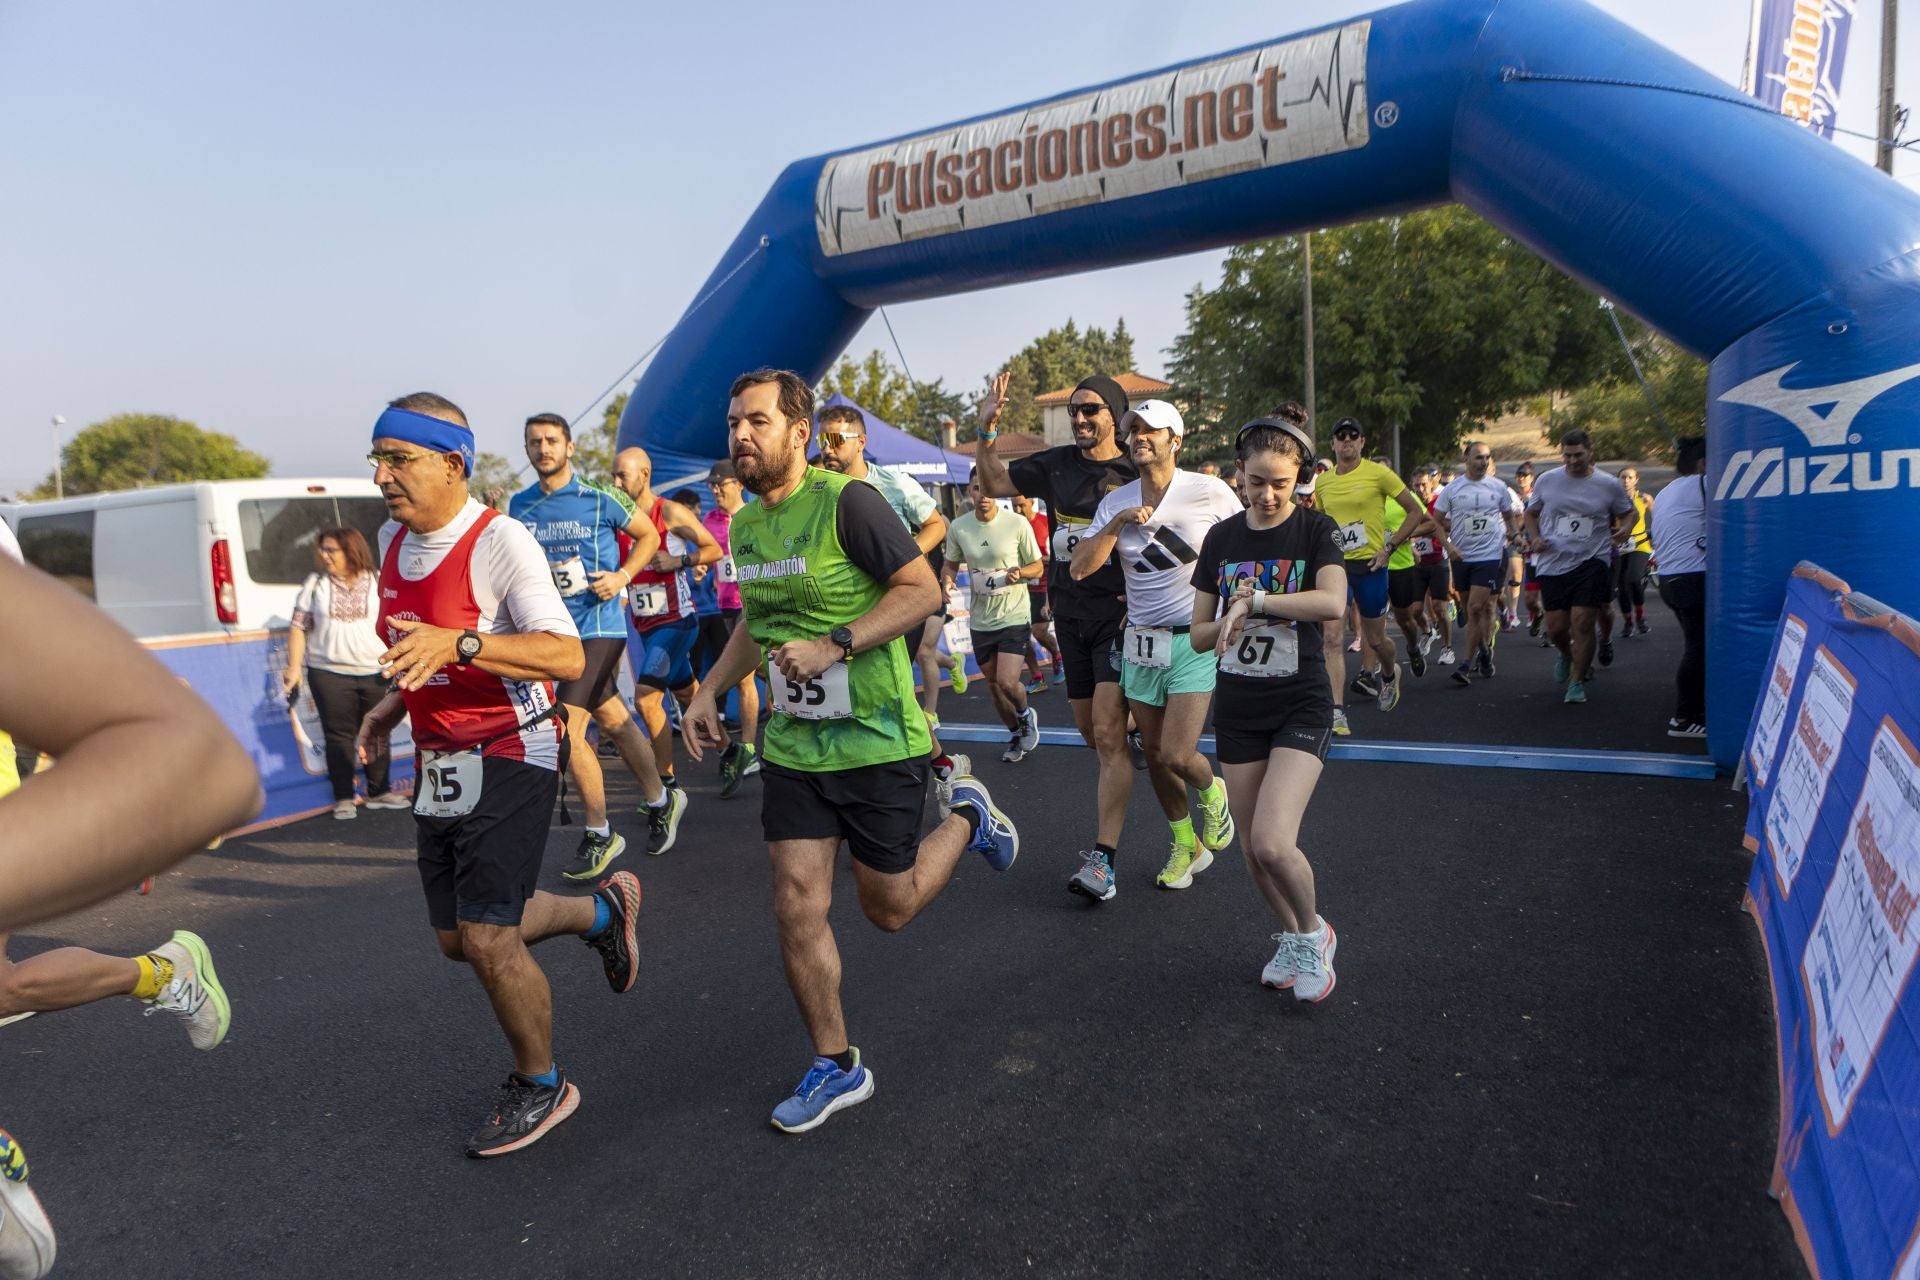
[987,319,1136,437]
[569,393,624,482]
[1553,328,1706,463]
[817,350,970,443]
[468,451,522,509]
[1166,208,1618,466]
[30,413,268,498]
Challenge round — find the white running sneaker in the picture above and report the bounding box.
[143,931,232,1051]
[1419,630,1435,657]
[1260,934,1300,990]
[935,753,971,807]
[0,1133,55,1280]
[363,791,411,810]
[1292,918,1338,1003]
[332,801,357,820]
[1375,670,1401,712]
[1016,706,1040,754]
[1437,647,1456,666]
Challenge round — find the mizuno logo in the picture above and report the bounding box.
[1714,446,1920,501]
[1718,359,1920,448]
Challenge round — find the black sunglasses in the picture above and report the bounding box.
[1332,427,1363,440]
[1067,403,1107,419]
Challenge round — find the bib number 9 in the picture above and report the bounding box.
[768,658,853,720]
[414,748,483,819]
[1218,621,1300,679]
[1550,513,1588,540]
[1124,624,1174,670]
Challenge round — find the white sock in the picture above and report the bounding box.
[647,791,667,809]
[587,822,610,838]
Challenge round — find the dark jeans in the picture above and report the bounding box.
[1612,550,1650,614]
[1657,572,1706,723]
[306,667,392,801]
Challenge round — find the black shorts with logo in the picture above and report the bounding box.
[1538,558,1613,612]
[1213,686,1335,765]
[1451,559,1504,595]
[1054,613,1123,699]
[760,757,930,875]
[415,754,557,931]
[971,624,1031,658]
[555,636,626,710]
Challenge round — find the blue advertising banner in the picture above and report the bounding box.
[1745,0,1859,138]
[1742,563,1920,1278]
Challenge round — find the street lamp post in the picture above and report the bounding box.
[51,415,66,500]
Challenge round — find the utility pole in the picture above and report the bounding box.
[1302,232,1317,428]
[51,415,66,500]
[1878,0,1899,174]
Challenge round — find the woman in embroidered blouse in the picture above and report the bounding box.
[283,528,407,818]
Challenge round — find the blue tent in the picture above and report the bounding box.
[818,393,971,486]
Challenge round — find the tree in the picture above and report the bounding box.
[1166,208,1618,466]
[468,451,521,509]
[570,393,623,482]
[817,349,971,443]
[984,319,1137,436]
[1553,329,1705,462]
[29,413,268,498]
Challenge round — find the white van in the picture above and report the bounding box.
[1,479,389,639]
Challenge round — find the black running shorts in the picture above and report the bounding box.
[555,637,626,710]
[760,757,929,875]
[970,624,1032,658]
[1414,561,1452,602]
[1451,559,1504,595]
[1538,558,1612,613]
[415,755,556,930]
[1053,613,1123,700]
[1213,692,1335,765]
[1387,566,1420,610]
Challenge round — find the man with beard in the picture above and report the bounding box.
[1524,430,1634,705]
[510,414,671,878]
[680,369,1017,1134]
[973,371,1137,902]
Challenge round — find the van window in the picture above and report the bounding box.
[17,511,97,600]
[238,497,390,584]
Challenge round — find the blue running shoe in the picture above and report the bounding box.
[770,1049,876,1134]
[948,776,1018,871]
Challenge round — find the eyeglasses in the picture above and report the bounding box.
[1067,403,1107,419]
[1331,427,1363,440]
[706,478,737,488]
[817,432,862,448]
[367,449,431,469]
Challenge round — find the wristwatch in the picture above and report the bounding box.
[455,630,483,664]
[829,625,855,661]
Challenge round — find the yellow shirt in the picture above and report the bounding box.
[1626,493,1652,552]
[0,732,17,799]
[1315,459,1409,562]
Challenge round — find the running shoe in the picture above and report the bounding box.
[1016,706,1040,754]
[933,753,970,808]
[1050,666,1066,686]
[949,664,968,695]
[1260,934,1300,990]
[1528,613,1542,637]
[1128,730,1147,771]
[1564,680,1587,705]
[466,1070,580,1157]
[948,776,1018,871]
[583,871,642,994]
[644,787,688,856]
[1618,618,1634,640]
[364,791,411,810]
[923,710,941,731]
[1503,613,1520,632]
[1350,671,1380,700]
[1667,718,1706,739]
[143,931,230,1051]
[1331,708,1350,737]
[1024,676,1047,695]
[332,800,357,820]
[1000,734,1027,764]
[1197,787,1235,853]
[1553,653,1571,683]
[1155,838,1213,890]
[1408,644,1426,678]
[1419,630,1436,657]
[1476,649,1496,679]
[0,1131,54,1280]
[719,743,759,798]
[1067,849,1116,902]
[1345,637,1361,654]
[563,830,626,882]
[1597,638,1615,668]
[1451,667,1473,688]
[1375,672,1401,712]
[1637,619,1651,636]
[1292,918,1338,1003]
[770,1050,874,1134]
[1437,647,1456,666]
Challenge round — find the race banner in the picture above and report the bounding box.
[1743,0,1858,139]
[816,22,1371,258]
[1742,563,1920,1278]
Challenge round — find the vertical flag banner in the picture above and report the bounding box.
[1744,0,1860,138]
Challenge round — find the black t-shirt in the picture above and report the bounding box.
[835,477,924,585]
[1008,445,1136,622]
[1191,507,1345,721]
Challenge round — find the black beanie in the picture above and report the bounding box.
[1074,374,1129,427]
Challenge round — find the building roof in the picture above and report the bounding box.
[1033,371,1172,407]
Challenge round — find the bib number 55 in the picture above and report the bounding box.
[768,658,854,720]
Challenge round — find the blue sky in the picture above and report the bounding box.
[2,0,1910,496]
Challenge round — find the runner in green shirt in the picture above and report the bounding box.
[681,368,1019,1136]
[942,468,1045,763]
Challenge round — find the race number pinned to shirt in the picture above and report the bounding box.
[629,582,670,618]
[550,555,589,597]
[1464,513,1496,537]
[1219,620,1300,679]
[971,571,1021,601]
[1550,512,1592,541]
[717,556,738,584]
[1412,536,1436,557]
[768,657,854,720]
[1333,522,1367,555]
[1124,624,1175,670]
[1051,517,1088,563]
[414,748,482,819]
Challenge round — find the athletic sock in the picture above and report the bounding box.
[931,753,954,774]
[131,953,175,1000]
[584,895,611,940]
[826,1049,856,1073]
[661,773,678,790]
[1170,815,1195,847]
[587,822,611,839]
[1095,842,1118,867]
[950,803,983,842]
[1199,778,1227,812]
[523,1064,561,1088]
[646,790,668,809]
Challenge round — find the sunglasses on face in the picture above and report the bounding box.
[817,432,862,448]
[1332,428,1362,441]
[1067,403,1107,419]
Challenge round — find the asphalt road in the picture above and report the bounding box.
[5,617,1803,1278]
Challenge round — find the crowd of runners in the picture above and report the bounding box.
[0,369,1711,1280]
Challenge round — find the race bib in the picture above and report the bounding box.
[1550,512,1591,541]
[1333,521,1367,554]
[1050,518,1088,563]
[628,582,670,618]
[1124,625,1174,670]
[717,556,738,584]
[550,555,589,597]
[414,748,482,819]
[971,571,1020,600]
[768,658,854,720]
[1465,513,1495,537]
[1412,536,1436,557]
[1219,620,1300,679]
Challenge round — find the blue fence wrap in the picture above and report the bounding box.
[1742,563,1920,1278]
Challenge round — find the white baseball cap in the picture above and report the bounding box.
[1122,399,1185,439]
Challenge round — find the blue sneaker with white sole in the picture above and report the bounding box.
[947,776,1018,871]
[770,1049,876,1134]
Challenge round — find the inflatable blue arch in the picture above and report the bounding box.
[620,0,1920,771]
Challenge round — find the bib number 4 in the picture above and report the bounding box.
[768,658,853,720]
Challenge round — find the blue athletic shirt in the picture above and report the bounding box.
[508,475,638,640]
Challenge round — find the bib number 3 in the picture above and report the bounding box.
[1219,621,1300,679]
[550,555,589,597]
[414,748,483,819]
[768,658,854,720]
[1124,625,1174,670]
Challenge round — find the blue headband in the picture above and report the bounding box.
[372,406,474,475]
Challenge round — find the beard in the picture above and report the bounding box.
[735,436,799,495]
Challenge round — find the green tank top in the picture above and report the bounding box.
[731,466,932,773]
[1385,501,1415,570]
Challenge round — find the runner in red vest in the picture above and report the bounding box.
[354,392,642,1159]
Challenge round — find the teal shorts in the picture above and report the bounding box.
[1119,626,1218,706]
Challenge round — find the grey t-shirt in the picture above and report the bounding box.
[1525,467,1632,576]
